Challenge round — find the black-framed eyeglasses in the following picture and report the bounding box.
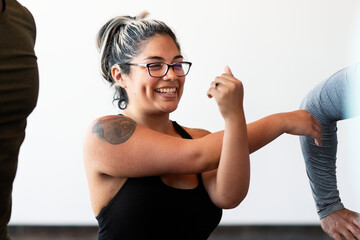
[125,61,192,78]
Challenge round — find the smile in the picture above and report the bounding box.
[154,87,177,94]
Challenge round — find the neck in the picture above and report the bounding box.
[123,109,172,134]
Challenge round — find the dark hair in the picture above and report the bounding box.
[96,12,181,109]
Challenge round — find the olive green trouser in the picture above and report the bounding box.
[0,68,39,240]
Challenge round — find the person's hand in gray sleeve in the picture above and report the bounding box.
[300,65,360,240]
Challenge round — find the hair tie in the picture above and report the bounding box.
[135,11,150,20]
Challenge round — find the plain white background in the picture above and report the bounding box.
[10,0,360,225]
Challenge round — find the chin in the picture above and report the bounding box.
[161,104,179,113]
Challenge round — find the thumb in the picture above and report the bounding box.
[224,65,233,76]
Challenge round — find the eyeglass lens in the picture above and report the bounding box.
[148,62,190,77]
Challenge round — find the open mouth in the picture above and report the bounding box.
[154,87,177,94]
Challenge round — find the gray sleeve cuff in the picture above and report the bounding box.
[318,202,345,219]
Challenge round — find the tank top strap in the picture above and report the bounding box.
[171,121,204,182]
[171,121,193,139]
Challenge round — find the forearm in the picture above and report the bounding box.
[247,113,286,154]
[218,114,250,208]
[201,113,286,159]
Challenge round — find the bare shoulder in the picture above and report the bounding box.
[87,115,137,145]
[182,126,211,139]
[83,115,138,175]
[83,115,137,170]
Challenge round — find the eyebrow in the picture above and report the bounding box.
[143,55,184,61]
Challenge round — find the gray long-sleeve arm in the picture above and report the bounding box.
[299,65,359,219]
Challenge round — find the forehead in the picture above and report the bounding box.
[136,34,181,60]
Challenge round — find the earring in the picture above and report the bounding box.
[119,100,126,110]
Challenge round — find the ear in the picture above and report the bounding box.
[111,65,127,88]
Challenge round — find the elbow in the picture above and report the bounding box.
[227,193,248,209]
[217,198,243,210]
[216,188,249,210]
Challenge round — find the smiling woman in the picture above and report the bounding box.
[83,11,321,240]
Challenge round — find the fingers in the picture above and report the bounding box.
[354,213,360,228]
[324,223,357,240]
[342,230,357,240]
[332,233,342,240]
[321,210,360,240]
[213,81,221,89]
[224,65,233,76]
[351,213,360,239]
[207,68,234,98]
[208,74,241,99]
[304,111,322,146]
[348,224,360,240]
[207,88,214,98]
[213,66,242,90]
[207,66,245,119]
[207,81,220,98]
[285,110,323,144]
[312,116,322,146]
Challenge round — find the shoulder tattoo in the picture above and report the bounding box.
[92,116,137,145]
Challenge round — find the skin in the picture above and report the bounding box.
[84,33,322,216]
[321,209,360,240]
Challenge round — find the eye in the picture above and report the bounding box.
[148,63,163,70]
[174,63,184,70]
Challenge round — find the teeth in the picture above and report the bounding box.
[155,88,176,94]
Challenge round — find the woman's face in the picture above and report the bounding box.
[121,34,185,116]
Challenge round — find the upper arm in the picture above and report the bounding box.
[185,128,226,207]
[83,116,219,178]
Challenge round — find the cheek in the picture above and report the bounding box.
[179,79,186,96]
[125,83,143,101]
[143,83,157,99]
[129,79,152,97]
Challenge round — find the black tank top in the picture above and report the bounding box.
[96,121,222,240]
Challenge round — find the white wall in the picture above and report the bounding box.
[10,0,360,225]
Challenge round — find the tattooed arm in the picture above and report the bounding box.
[85,110,320,179]
[84,115,223,178]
